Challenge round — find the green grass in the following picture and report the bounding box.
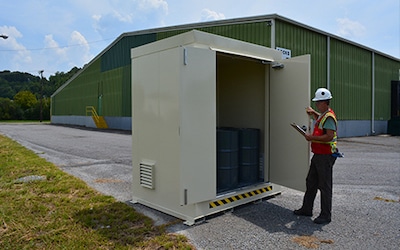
[0,135,194,249]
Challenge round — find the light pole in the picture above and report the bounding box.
[0,34,8,39]
[38,70,44,122]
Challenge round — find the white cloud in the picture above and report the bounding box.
[0,26,21,40]
[137,0,168,13]
[336,18,366,38]
[200,9,225,22]
[44,35,67,58]
[112,10,134,23]
[0,26,24,51]
[92,14,105,34]
[0,26,32,66]
[39,32,93,74]
[70,31,89,47]
[92,12,125,38]
[69,31,92,63]
[90,0,170,37]
[92,14,102,22]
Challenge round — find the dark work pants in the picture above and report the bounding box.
[301,154,336,219]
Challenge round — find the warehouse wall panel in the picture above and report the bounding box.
[53,45,136,117]
[98,65,132,117]
[275,20,327,92]
[52,60,100,116]
[101,68,123,116]
[51,14,399,135]
[101,33,156,72]
[157,22,272,48]
[329,38,372,120]
[374,54,400,120]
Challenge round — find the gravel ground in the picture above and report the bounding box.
[0,123,399,249]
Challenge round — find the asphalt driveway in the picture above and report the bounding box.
[1,123,399,249]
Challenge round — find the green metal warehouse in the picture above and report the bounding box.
[51,14,400,137]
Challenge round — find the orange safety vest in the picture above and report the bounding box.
[311,108,337,155]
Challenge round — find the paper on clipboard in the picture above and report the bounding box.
[290,123,306,136]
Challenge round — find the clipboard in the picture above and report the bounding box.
[290,123,306,136]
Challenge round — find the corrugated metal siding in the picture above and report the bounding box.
[330,38,372,120]
[374,54,400,120]
[101,68,123,116]
[52,60,100,116]
[53,34,145,117]
[157,22,272,47]
[52,15,400,128]
[121,65,132,116]
[101,65,132,116]
[98,33,155,116]
[101,33,156,72]
[275,20,327,93]
[52,60,132,117]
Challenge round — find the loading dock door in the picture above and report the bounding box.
[269,55,311,192]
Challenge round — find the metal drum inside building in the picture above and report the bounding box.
[238,128,260,185]
[217,128,239,192]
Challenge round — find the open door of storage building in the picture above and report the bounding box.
[131,30,311,225]
[269,55,311,192]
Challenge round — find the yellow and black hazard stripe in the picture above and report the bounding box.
[209,186,273,208]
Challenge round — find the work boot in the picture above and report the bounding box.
[293,209,312,217]
[313,216,331,224]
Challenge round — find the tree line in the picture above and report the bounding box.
[0,67,80,120]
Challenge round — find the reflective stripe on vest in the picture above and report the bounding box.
[311,109,337,154]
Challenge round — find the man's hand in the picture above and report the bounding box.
[306,106,320,120]
[304,133,313,141]
[305,130,335,142]
[305,106,315,115]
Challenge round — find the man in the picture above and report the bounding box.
[294,88,338,224]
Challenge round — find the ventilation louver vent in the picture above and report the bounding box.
[140,162,154,189]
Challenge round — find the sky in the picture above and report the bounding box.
[0,0,399,79]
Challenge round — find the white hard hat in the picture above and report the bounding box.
[312,88,332,101]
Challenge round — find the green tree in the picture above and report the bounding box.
[13,91,37,110]
[24,97,51,120]
[0,84,15,99]
[0,68,80,120]
[0,97,23,120]
[49,67,80,90]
